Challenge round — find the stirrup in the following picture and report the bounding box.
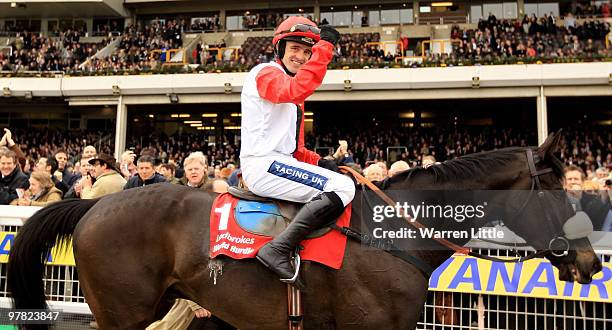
[280,253,301,284]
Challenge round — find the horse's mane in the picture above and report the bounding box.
[384,146,564,187]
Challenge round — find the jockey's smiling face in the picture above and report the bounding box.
[282,41,312,74]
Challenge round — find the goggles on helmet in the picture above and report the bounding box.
[275,23,321,36]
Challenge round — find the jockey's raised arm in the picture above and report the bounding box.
[254,40,332,104]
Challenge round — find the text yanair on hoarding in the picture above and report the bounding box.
[0,232,609,303]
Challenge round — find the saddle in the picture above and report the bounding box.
[227,186,331,238]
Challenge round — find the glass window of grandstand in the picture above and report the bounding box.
[469,1,519,23]
[188,13,220,32]
[92,18,125,36]
[559,0,607,18]
[419,1,468,24]
[74,19,87,35]
[226,9,314,31]
[1,19,41,34]
[15,19,29,31]
[320,4,413,27]
[30,19,41,33]
[524,1,560,18]
[47,18,88,36]
[141,17,167,29]
[47,20,59,35]
[59,18,73,34]
[1,21,15,34]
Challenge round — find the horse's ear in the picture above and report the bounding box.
[537,130,563,160]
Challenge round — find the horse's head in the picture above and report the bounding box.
[500,131,601,284]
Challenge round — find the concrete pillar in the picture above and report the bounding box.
[536,86,548,145]
[86,18,93,37]
[413,1,420,25]
[114,96,127,159]
[314,2,321,23]
[41,18,48,35]
[219,9,226,31]
[517,0,525,18]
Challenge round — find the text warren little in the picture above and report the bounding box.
[372,227,505,239]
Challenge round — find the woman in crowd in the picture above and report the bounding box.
[11,171,62,207]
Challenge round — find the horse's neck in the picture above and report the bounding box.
[380,171,494,274]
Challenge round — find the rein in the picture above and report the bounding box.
[339,166,469,254]
[337,150,568,264]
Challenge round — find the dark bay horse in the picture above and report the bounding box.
[8,133,602,329]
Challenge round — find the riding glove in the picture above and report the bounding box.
[319,26,340,46]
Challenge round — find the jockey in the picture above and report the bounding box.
[239,16,355,286]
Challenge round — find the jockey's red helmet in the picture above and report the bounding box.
[272,16,321,58]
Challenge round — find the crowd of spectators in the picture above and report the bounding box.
[81,20,186,73]
[125,132,239,169]
[6,128,113,168]
[1,13,610,74]
[3,124,609,177]
[0,127,232,207]
[437,13,611,66]
[0,29,109,72]
[177,14,612,72]
[1,124,609,226]
[4,125,610,177]
[308,126,611,173]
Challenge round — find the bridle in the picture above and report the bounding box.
[338,148,577,264]
[471,148,574,263]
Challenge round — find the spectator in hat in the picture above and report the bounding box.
[81,153,126,199]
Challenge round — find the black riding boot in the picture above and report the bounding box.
[256,192,345,286]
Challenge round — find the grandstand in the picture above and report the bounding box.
[0,0,610,329]
[0,0,610,73]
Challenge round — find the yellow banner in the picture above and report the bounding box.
[0,232,75,266]
[429,256,611,303]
